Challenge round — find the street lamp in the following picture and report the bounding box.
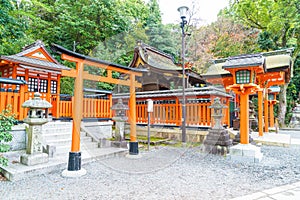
[178,6,189,143]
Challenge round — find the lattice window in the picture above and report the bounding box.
[28,77,38,92]
[39,79,48,93]
[51,80,57,94]
[236,70,250,84]
[16,76,25,91]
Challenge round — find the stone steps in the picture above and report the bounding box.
[42,122,100,157]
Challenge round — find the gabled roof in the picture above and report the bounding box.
[0,40,70,72]
[129,42,182,71]
[223,54,265,69]
[203,49,293,78]
[51,43,146,73]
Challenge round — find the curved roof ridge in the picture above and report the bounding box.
[138,42,175,62]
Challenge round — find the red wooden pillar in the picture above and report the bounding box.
[62,57,86,176]
[240,93,249,144]
[71,60,83,153]
[269,100,276,128]
[129,73,138,155]
[19,84,25,120]
[264,92,269,132]
[258,90,264,136]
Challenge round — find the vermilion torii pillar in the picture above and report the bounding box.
[51,44,144,177]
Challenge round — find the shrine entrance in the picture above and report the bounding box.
[51,44,146,176]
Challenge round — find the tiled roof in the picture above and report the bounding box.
[204,62,230,76]
[131,42,181,71]
[223,54,264,69]
[1,55,70,71]
[0,40,70,72]
[265,54,292,70]
[51,43,147,73]
[203,49,293,77]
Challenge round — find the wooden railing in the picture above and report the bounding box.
[1,88,230,128]
[0,89,44,120]
[135,98,216,127]
[51,94,112,119]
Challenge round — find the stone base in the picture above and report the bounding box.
[229,143,263,163]
[98,139,112,148]
[20,153,49,166]
[204,145,230,155]
[61,168,87,178]
[203,129,232,155]
[111,141,128,148]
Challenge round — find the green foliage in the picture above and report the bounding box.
[258,31,278,51]
[0,105,16,167]
[0,0,29,55]
[146,24,181,62]
[286,54,300,124]
[228,0,300,125]
[60,77,75,95]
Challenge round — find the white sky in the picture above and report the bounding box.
[158,0,230,25]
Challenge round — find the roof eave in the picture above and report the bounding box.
[51,43,147,73]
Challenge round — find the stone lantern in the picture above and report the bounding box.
[203,97,232,155]
[111,98,129,147]
[210,97,227,129]
[20,92,52,166]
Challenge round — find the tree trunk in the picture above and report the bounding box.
[278,83,288,127]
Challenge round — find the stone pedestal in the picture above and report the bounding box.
[21,124,49,166]
[20,92,52,166]
[204,129,232,155]
[20,153,49,166]
[230,143,263,163]
[115,121,125,141]
[203,97,231,155]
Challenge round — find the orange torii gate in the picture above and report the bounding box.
[51,44,146,176]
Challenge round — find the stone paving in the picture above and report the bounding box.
[1,129,300,199]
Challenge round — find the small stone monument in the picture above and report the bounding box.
[203,97,232,155]
[20,92,52,166]
[111,98,129,148]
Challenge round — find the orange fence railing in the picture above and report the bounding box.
[135,99,216,127]
[1,90,229,127]
[51,94,112,119]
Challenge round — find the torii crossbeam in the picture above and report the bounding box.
[51,44,146,176]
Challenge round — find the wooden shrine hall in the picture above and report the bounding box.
[202,49,293,135]
[0,40,71,119]
[129,42,206,91]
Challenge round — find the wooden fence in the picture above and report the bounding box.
[134,98,217,127]
[1,89,230,127]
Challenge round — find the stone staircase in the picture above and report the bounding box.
[42,122,102,158]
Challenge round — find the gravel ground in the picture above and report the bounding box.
[1,139,300,200]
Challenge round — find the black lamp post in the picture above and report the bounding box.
[178,6,189,143]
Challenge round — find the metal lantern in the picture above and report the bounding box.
[177,6,189,19]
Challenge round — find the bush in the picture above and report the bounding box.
[0,105,16,167]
